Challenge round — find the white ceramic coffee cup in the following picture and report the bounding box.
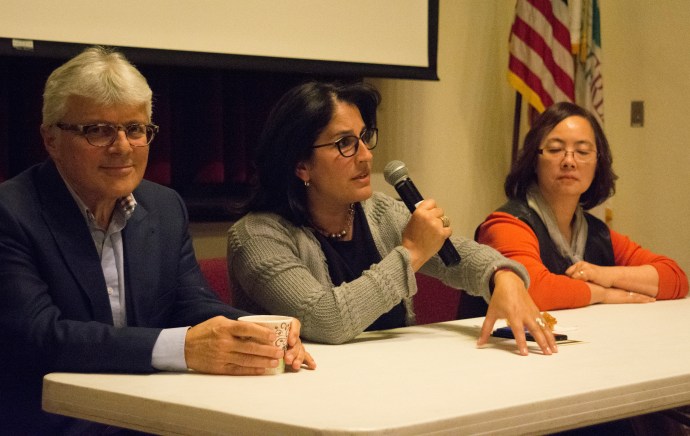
[238,315,293,374]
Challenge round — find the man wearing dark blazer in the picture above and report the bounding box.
[0,46,315,434]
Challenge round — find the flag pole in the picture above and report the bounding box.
[511,92,522,165]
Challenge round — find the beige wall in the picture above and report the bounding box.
[599,0,690,274]
[194,0,690,277]
[190,221,232,259]
[368,0,517,239]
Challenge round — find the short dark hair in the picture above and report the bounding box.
[504,101,617,210]
[247,81,381,225]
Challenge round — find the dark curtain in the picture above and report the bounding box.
[0,55,312,220]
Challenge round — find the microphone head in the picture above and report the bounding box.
[383,160,409,186]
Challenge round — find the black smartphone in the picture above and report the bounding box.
[491,326,568,342]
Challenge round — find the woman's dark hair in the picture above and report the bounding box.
[504,101,617,210]
[247,81,381,225]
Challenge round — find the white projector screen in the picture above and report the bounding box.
[0,0,438,80]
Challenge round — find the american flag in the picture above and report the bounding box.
[508,0,603,124]
[507,0,576,113]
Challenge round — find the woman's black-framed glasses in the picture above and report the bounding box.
[311,127,378,158]
[56,122,159,147]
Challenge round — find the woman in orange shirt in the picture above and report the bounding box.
[477,102,688,310]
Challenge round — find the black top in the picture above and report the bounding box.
[314,203,406,331]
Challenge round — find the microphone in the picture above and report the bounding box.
[384,160,461,266]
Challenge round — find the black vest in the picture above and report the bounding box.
[492,199,615,274]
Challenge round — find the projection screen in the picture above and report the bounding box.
[0,0,438,80]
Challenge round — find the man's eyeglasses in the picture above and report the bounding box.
[311,127,378,158]
[55,122,159,147]
[538,146,598,163]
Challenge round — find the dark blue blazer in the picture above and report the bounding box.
[0,160,246,434]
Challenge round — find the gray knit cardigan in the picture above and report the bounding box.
[227,192,529,344]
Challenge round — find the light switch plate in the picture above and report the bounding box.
[631,101,644,127]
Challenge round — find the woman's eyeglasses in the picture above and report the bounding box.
[538,146,597,163]
[311,127,378,158]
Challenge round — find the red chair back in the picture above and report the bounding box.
[198,257,232,304]
[413,273,461,324]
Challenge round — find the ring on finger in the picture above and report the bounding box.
[439,215,451,228]
[578,270,584,276]
[535,317,546,328]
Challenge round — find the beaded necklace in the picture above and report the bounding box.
[312,203,355,240]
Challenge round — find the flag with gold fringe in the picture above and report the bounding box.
[507,0,575,114]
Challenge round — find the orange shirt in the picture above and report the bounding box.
[477,211,689,310]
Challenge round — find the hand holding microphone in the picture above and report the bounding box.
[384,160,461,267]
